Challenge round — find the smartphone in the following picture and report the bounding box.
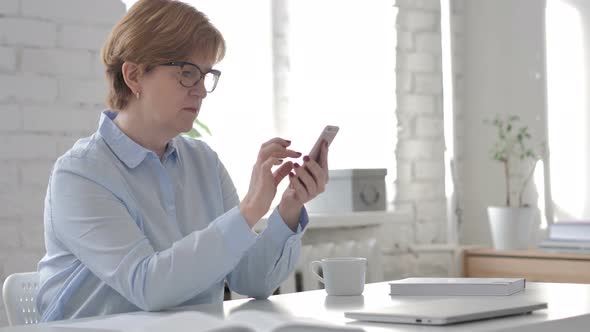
[308,125,339,163]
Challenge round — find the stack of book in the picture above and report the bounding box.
[388,277,526,296]
[539,222,590,253]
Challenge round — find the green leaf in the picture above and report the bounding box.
[183,119,213,138]
[185,128,201,138]
[194,119,212,136]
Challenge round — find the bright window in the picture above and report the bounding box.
[545,0,589,222]
[280,0,398,203]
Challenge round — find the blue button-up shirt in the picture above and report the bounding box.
[36,110,308,322]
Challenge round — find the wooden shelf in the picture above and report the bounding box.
[463,248,590,283]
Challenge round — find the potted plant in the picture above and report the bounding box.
[485,115,540,250]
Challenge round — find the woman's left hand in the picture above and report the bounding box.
[279,140,329,229]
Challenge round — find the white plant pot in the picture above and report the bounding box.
[487,206,535,250]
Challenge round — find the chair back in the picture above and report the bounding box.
[2,272,41,326]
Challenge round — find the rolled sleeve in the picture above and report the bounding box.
[225,206,305,298]
[265,206,308,247]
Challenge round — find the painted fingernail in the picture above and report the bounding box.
[303,155,310,162]
[296,152,302,157]
[294,163,300,168]
[289,172,295,177]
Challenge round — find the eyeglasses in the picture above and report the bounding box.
[157,61,221,93]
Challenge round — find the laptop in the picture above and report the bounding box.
[344,297,547,326]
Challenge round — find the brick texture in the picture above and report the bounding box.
[394,0,447,248]
[0,0,125,327]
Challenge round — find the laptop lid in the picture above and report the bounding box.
[344,297,547,326]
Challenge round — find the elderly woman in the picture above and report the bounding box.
[36,0,329,321]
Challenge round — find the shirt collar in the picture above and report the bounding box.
[98,110,178,168]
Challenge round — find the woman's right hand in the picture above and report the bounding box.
[239,138,301,227]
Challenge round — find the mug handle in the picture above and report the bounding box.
[310,260,325,284]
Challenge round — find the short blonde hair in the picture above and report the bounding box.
[101,0,226,110]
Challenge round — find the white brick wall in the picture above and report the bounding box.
[59,25,113,50]
[0,47,17,71]
[0,18,57,47]
[403,52,436,72]
[398,94,436,114]
[59,78,108,104]
[386,0,448,273]
[415,161,445,180]
[416,32,442,54]
[415,73,442,94]
[0,223,20,249]
[396,182,446,201]
[398,10,438,31]
[0,74,59,102]
[415,117,444,137]
[0,0,19,15]
[0,162,19,187]
[21,0,124,25]
[381,250,456,280]
[21,48,95,76]
[450,0,466,240]
[271,0,290,134]
[397,139,445,160]
[0,0,125,327]
[0,105,21,131]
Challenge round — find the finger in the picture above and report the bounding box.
[302,156,321,182]
[261,137,291,149]
[259,143,301,161]
[289,172,308,201]
[270,149,302,159]
[319,140,329,170]
[261,157,283,172]
[293,163,317,195]
[273,161,293,186]
[302,157,327,192]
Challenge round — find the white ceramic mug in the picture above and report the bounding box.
[310,257,367,296]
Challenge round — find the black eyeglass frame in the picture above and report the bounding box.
[151,61,221,92]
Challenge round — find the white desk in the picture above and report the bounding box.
[2,282,590,331]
